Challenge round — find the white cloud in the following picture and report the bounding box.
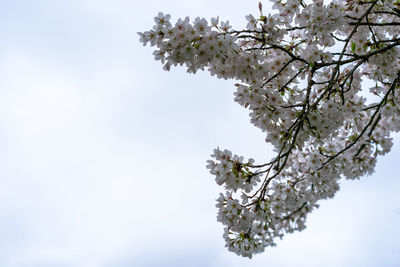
[0,49,224,266]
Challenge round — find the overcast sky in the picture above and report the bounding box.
[0,1,399,266]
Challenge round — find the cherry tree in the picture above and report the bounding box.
[139,0,400,258]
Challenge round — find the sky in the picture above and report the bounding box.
[0,0,399,266]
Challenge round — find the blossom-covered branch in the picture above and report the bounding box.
[139,0,400,258]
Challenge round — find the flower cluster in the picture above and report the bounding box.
[206,148,261,192]
[140,0,400,258]
[138,13,238,73]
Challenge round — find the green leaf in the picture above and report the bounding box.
[351,41,356,53]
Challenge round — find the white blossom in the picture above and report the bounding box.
[139,0,400,258]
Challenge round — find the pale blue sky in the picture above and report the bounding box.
[0,1,399,266]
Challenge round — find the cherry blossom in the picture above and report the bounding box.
[139,0,400,258]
